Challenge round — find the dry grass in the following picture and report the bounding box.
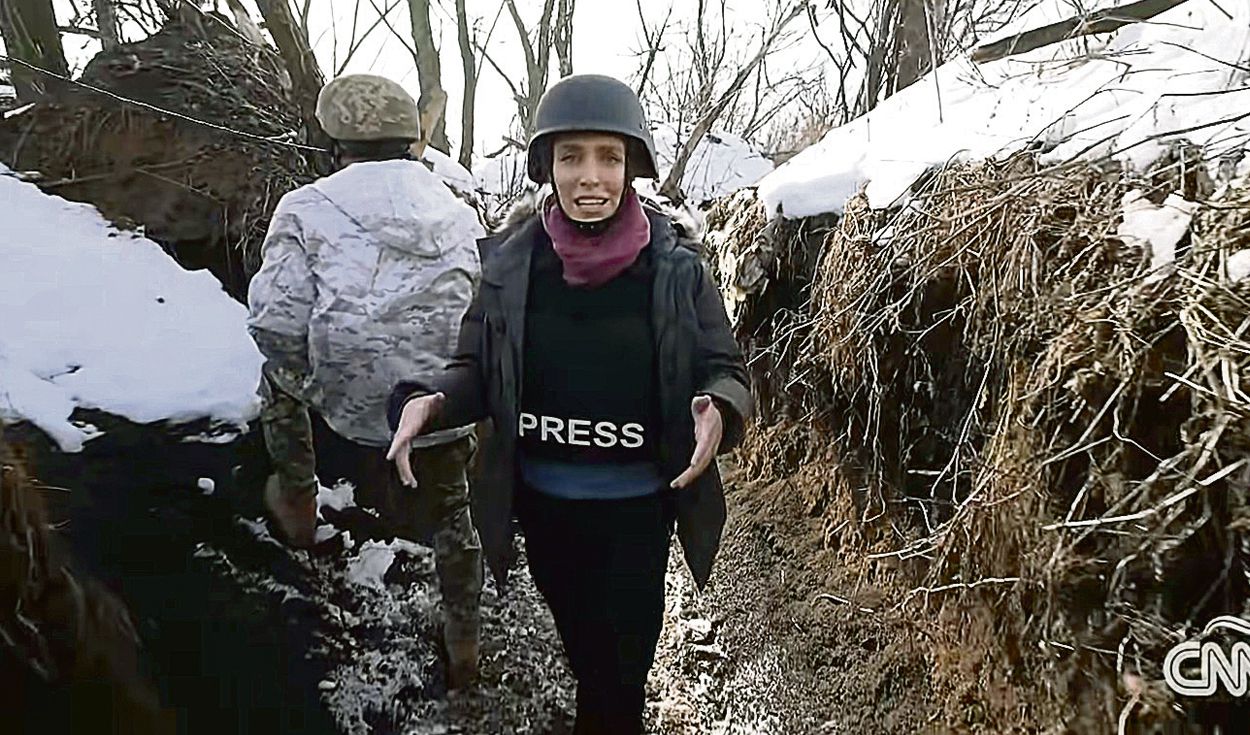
[0,18,320,300]
[724,152,1250,730]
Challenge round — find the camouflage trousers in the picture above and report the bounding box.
[260,383,483,642]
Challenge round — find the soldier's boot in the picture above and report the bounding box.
[263,474,317,548]
[444,615,480,691]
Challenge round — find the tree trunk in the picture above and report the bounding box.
[407,0,448,153]
[254,0,327,152]
[93,0,120,51]
[454,0,476,170]
[553,0,574,78]
[0,0,69,101]
[893,0,932,92]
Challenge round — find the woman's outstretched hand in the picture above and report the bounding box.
[387,393,446,487]
[671,395,723,489]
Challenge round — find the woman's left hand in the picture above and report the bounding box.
[671,395,724,489]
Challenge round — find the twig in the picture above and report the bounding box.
[813,592,876,614]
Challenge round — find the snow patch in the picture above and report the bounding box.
[314,525,341,544]
[759,2,1250,218]
[180,429,244,444]
[0,165,264,451]
[317,480,357,513]
[347,540,399,591]
[1227,250,1250,282]
[651,124,774,205]
[473,149,528,199]
[345,538,429,591]
[1117,190,1198,280]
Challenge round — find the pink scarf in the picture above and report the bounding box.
[542,190,652,288]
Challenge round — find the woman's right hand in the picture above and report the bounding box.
[386,392,446,487]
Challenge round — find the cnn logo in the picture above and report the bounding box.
[1164,616,1250,697]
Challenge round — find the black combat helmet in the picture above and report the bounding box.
[527,74,660,184]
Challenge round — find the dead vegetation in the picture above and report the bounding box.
[0,16,321,300]
[715,152,1250,731]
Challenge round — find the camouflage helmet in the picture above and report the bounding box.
[316,74,420,142]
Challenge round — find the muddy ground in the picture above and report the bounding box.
[646,463,948,735]
[14,421,1023,735]
[24,420,1219,735]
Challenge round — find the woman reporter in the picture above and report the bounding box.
[386,74,751,735]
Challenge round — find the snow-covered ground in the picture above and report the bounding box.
[759,1,1250,218]
[648,124,774,205]
[0,165,264,451]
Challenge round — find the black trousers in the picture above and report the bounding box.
[516,485,676,735]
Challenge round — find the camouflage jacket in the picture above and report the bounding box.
[248,159,484,447]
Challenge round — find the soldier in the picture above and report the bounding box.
[246,74,484,689]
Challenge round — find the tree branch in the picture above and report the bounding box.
[970,0,1190,63]
[365,0,419,66]
[94,0,121,50]
[633,0,673,96]
[335,0,401,75]
[658,0,807,202]
[503,0,538,78]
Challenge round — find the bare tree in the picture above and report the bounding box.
[810,0,1049,119]
[0,0,70,100]
[894,0,933,89]
[503,0,554,133]
[320,0,403,75]
[756,61,844,162]
[254,0,328,145]
[447,0,507,170]
[657,0,808,203]
[495,0,575,133]
[632,0,674,96]
[840,0,943,115]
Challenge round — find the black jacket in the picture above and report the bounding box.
[388,204,751,589]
